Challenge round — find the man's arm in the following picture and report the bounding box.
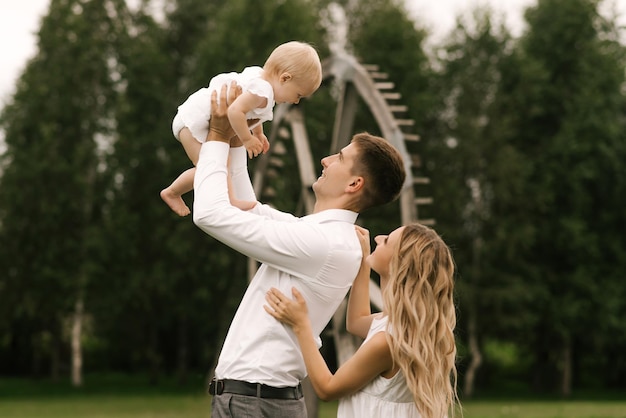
[192,83,340,279]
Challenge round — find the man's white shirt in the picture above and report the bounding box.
[193,142,362,387]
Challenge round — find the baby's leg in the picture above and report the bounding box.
[161,168,195,216]
[161,127,203,216]
[179,128,202,166]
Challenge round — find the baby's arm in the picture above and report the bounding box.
[251,124,270,154]
[228,91,267,158]
[226,166,257,211]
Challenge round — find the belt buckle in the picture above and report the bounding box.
[209,379,224,395]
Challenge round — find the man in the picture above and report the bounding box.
[193,82,406,417]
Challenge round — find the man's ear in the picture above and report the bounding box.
[346,176,364,193]
[280,72,293,83]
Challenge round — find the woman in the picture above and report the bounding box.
[264,224,460,418]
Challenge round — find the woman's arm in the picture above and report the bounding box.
[346,226,376,338]
[265,287,393,401]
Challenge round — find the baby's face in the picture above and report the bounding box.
[274,79,314,105]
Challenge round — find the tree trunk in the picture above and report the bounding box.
[559,337,572,397]
[463,312,482,398]
[148,324,162,385]
[50,334,60,381]
[71,297,84,387]
[464,227,484,398]
[176,316,188,386]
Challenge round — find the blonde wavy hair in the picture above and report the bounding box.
[383,223,460,418]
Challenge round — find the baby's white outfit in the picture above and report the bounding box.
[172,66,274,142]
[337,316,422,418]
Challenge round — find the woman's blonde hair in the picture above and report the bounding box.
[383,223,460,418]
[263,41,322,94]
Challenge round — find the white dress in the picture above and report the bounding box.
[171,66,275,142]
[337,316,422,418]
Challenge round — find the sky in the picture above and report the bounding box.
[1,0,625,104]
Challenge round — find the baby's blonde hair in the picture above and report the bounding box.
[384,223,460,418]
[264,41,322,94]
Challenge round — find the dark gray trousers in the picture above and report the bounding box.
[211,393,307,418]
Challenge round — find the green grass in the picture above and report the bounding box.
[0,375,339,418]
[0,394,211,418]
[0,393,339,418]
[461,400,626,418]
[1,376,625,418]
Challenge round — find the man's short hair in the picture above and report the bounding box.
[351,132,406,211]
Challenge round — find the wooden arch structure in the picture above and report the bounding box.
[253,51,433,228]
[248,51,433,414]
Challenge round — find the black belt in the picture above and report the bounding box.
[209,378,303,400]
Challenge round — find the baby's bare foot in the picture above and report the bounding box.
[160,188,191,216]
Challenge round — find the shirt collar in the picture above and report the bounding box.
[302,209,358,224]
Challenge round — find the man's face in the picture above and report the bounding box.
[312,142,359,199]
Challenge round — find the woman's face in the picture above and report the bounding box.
[367,226,405,289]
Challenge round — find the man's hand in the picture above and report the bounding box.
[208,82,243,143]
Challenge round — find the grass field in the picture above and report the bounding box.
[459,400,626,418]
[2,397,626,418]
[1,376,625,418]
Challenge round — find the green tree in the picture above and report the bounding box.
[428,7,536,397]
[498,0,626,394]
[88,1,230,382]
[0,0,128,382]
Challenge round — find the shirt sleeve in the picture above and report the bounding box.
[193,142,331,278]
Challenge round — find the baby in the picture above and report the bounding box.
[161,41,323,216]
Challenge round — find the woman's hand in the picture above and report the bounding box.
[264,287,310,332]
[354,225,371,260]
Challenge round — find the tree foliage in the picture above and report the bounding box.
[499,0,626,391]
[0,0,625,395]
[429,7,538,395]
[0,0,130,377]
